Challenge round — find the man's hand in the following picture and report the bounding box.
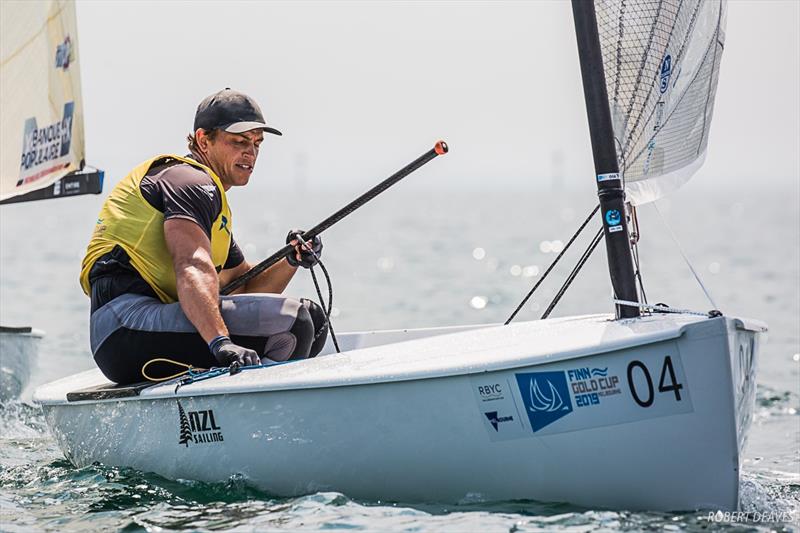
[285,229,323,269]
[209,335,260,367]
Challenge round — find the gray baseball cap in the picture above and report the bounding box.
[194,88,282,136]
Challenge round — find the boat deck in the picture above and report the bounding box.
[33,312,743,405]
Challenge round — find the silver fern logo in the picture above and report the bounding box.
[177,401,192,447]
[177,400,224,446]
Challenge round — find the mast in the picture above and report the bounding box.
[572,0,639,319]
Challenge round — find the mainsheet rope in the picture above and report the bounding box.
[293,232,340,353]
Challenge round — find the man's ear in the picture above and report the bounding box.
[195,128,209,152]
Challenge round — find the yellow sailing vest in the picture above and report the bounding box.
[79,154,232,303]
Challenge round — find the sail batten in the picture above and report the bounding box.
[595,0,726,205]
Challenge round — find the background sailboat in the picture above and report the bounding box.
[0,0,103,400]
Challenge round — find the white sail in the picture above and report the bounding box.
[595,0,727,205]
[0,0,85,202]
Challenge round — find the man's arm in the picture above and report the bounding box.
[164,218,228,342]
[218,258,298,295]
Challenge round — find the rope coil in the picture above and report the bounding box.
[141,358,204,382]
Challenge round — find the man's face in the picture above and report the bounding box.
[200,129,264,189]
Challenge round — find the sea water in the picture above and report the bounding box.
[1,181,797,532]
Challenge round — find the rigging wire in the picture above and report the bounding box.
[629,205,649,305]
[617,143,650,308]
[614,299,715,317]
[505,204,600,325]
[652,202,719,310]
[541,226,604,319]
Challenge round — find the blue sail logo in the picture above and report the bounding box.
[55,36,74,70]
[515,371,573,432]
[659,54,672,94]
[17,102,75,186]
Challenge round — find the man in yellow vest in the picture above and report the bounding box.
[80,89,327,384]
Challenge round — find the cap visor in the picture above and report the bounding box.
[224,121,282,136]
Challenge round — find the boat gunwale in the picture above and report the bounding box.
[33,312,764,406]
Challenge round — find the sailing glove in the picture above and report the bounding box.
[285,229,323,269]
[209,336,260,368]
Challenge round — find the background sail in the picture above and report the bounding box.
[595,0,727,205]
[0,0,85,202]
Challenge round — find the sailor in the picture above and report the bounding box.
[80,89,328,384]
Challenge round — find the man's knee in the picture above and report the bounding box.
[301,298,328,357]
[260,304,313,362]
[287,304,314,360]
[230,295,328,363]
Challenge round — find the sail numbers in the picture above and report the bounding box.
[626,356,684,408]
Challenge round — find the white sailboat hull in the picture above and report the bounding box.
[0,328,42,401]
[34,313,764,511]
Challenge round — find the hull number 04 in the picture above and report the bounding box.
[626,356,684,408]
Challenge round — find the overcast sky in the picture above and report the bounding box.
[75,0,799,193]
